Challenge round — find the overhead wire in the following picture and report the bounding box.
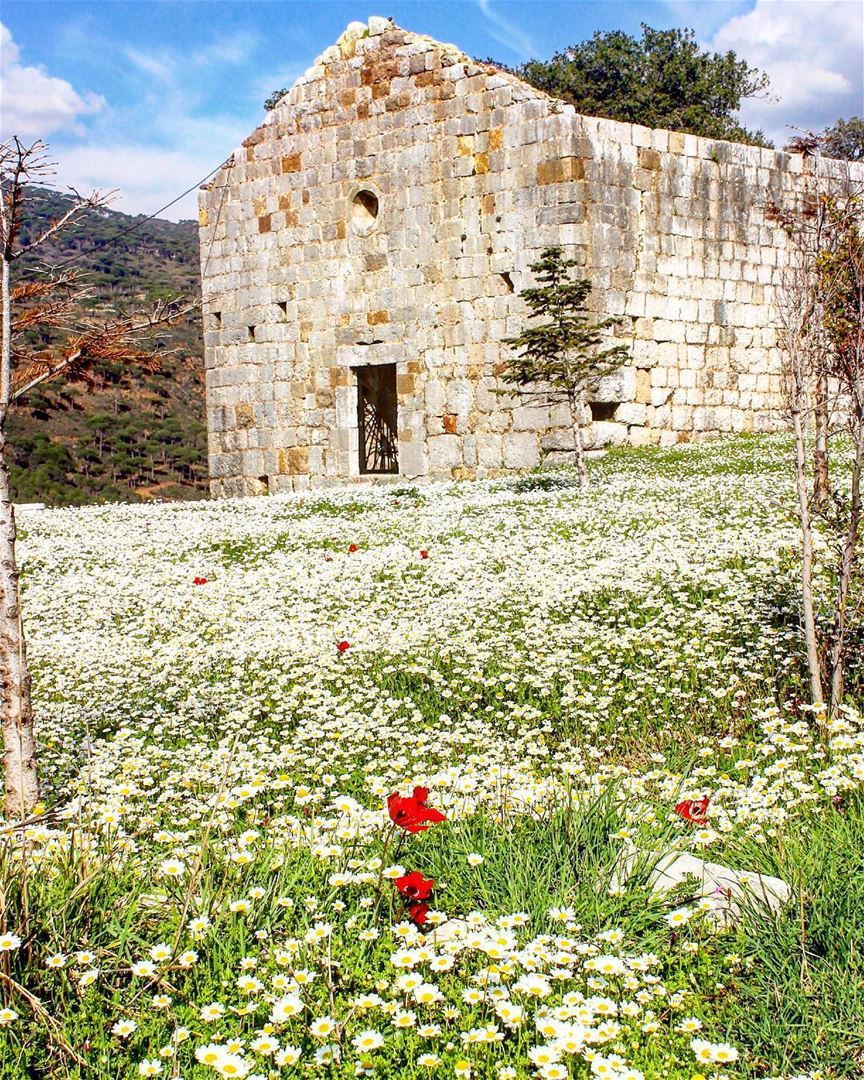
[49,156,234,269]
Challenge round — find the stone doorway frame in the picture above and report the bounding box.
[356,363,399,474]
[334,343,423,480]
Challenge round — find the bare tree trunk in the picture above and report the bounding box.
[572,397,588,488]
[792,405,825,708]
[829,432,863,712]
[813,373,830,509]
[0,430,38,817]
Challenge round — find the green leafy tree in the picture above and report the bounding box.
[264,88,289,111]
[510,24,770,146]
[503,247,630,487]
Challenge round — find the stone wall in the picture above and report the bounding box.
[199,18,863,496]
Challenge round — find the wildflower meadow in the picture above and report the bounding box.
[1,436,862,1080]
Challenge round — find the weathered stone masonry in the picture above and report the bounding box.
[199,17,864,496]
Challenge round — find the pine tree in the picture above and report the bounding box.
[503,247,630,487]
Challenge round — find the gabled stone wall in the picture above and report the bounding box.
[199,18,863,496]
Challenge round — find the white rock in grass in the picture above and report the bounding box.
[614,842,791,930]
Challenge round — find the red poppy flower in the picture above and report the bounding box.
[409,902,429,927]
[348,543,358,553]
[395,871,435,901]
[420,550,428,559]
[387,787,446,833]
[675,796,710,825]
[193,577,208,586]
[337,640,351,653]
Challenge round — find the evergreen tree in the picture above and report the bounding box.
[503,247,630,487]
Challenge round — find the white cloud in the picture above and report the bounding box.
[709,0,863,145]
[121,32,259,86]
[662,1,754,39]
[123,46,176,83]
[34,27,263,220]
[249,63,308,108]
[43,143,226,221]
[0,23,104,139]
[476,0,538,61]
[191,32,258,69]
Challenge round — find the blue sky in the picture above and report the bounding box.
[2,1,861,220]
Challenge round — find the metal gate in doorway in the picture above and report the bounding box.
[356,364,398,474]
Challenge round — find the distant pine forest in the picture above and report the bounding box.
[11,187,208,506]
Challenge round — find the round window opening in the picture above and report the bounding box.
[351,189,379,233]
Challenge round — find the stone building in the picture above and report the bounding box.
[198,17,861,496]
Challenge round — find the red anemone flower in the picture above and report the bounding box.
[675,796,710,825]
[387,787,446,833]
[193,577,208,586]
[420,550,429,559]
[395,871,435,901]
[348,543,358,553]
[409,902,430,927]
[337,640,351,653]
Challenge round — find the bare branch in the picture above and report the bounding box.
[13,188,116,261]
[10,298,199,402]
[9,267,92,337]
[1,139,56,257]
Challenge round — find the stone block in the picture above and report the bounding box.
[635,369,651,403]
[427,435,463,470]
[540,429,575,451]
[591,367,637,403]
[399,441,425,476]
[628,426,657,447]
[210,453,242,479]
[278,447,310,474]
[425,380,446,416]
[615,402,647,426]
[512,404,551,430]
[537,203,585,225]
[536,157,584,185]
[503,432,540,469]
[585,421,628,448]
[637,147,661,170]
[445,379,472,415]
[476,433,503,467]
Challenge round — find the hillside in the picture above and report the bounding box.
[8,187,208,506]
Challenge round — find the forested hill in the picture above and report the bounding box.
[9,187,208,506]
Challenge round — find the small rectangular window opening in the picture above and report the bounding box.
[590,401,618,422]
